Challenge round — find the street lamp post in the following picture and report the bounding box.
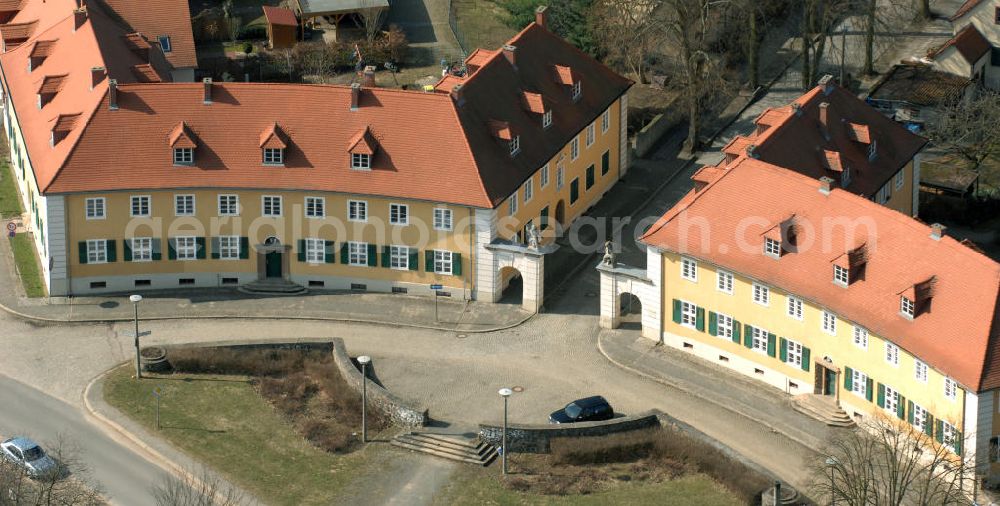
[498,387,513,476]
[825,456,838,505]
[358,356,371,443]
[130,294,143,379]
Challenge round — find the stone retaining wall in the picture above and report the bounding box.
[330,338,428,427]
[479,410,663,453]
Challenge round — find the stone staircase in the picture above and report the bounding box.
[791,394,856,427]
[391,431,497,466]
[237,278,307,295]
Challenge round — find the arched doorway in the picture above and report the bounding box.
[262,237,283,278]
[499,266,523,305]
[619,293,642,330]
[554,200,566,227]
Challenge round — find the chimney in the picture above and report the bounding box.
[819,176,834,195]
[535,5,548,28]
[450,83,464,106]
[818,74,834,95]
[790,102,802,116]
[90,66,105,90]
[819,102,829,128]
[202,77,212,104]
[108,78,118,110]
[73,7,87,31]
[502,44,516,68]
[362,65,376,88]
[350,82,361,111]
[930,223,946,240]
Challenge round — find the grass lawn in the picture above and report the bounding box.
[434,466,744,506]
[451,0,517,53]
[103,366,378,506]
[0,159,22,218]
[9,234,45,297]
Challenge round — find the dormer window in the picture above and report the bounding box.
[867,139,878,160]
[542,110,552,129]
[509,135,520,156]
[173,147,193,165]
[351,153,371,170]
[900,296,915,319]
[764,237,781,258]
[572,81,582,101]
[263,148,284,165]
[833,265,849,286]
[348,126,377,171]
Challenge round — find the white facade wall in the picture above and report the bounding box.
[976,390,995,476]
[474,208,498,302]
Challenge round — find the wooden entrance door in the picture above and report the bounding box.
[265,251,282,278]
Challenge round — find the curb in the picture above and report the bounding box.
[596,331,822,454]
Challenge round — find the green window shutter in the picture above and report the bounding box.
[570,179,579,203]
[340,243,349,264]
[844,367,853,391]
[210,237,220,259]
[954,430,962,455]
[671,299,682,324]
[767,333,776,358]
[152,238,162,261]
[732,320,741,344]
[924,413,934,437]
[239,237,249,259]
[408,249,418,271]
[800,346,810,372]
[196,237,206,259]
[105,240,116,262]
[540,206,549,229]
[367,244,377,267]
[167,238,177,260]
[425,250,435,272]
[123,239,133,262]
[907,400,914,424]
[297,239,306,262]
[779,338,787,362]
[935,419,944,443]
[708,311,717,336]
[586,165,595,189]
[78,242,88,264]
[865,377,874,402]
[325,241,335,263]
[602,150,610,175]
[695,307,705,332]
[877,383,885,408]
[452,253,462,276]
[381,246,391,268]
[743,324,752,348]
[897,395,906,420]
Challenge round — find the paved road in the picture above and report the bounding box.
[0,375,172,506]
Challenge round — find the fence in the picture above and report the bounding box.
[446,0,470,57]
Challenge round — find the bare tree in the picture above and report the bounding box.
[926,89,1000,175]
[355,0,387,43]
[810,413,974,505]
[150,466,250,506]
[0,434,105,505]
[293,43,336,83]
[589,0,663,84]
[800,0,850,89]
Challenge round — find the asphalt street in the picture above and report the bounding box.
[0,375,172,505]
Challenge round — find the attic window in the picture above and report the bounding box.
[832,243,867,287]
[169,122,197,164]
[351,153,371,170]
[173,148,193,165]
[868,139,878,160]
[572,81,582,101]
[542,110,552,129]
[764,237,781,258]
[898,276,935,319]
[348,127,377,170]
[834,265,849,286]
[263,148,284,165]
[259,123,288,166]
[157,35,171,53]
[900,296,915,319]
[509,135,521,156]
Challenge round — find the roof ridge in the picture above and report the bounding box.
[445,92,494,208]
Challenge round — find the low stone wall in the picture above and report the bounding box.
[330,338,428,428]
[479,410,663,453]
[632,105,684,159]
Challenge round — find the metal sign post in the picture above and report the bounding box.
[152,387,162,430]
[430,284,442,322]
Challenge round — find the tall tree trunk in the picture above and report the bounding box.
[801,0,814,90]
[748,5,759,89]
[863,0,876,75]
[811,1,828,86]
[920,0,931,19]
[680,30,699,154]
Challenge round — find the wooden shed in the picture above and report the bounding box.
[262,6,299,49]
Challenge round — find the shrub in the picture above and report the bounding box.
[551,430,657,465]
[238,25,266,41]
[167,347,309,376]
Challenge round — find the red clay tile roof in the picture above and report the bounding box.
[521,91,546,114]
[262,6,297,27]
[551,64,575,85]
[847,123,870,144]
[28,37,54,57]
[722,135,753,157]
[346,127,376,155]
[259,123,288,149]
[129,63,161,82]
[641,157,1000,391]
[823,150,843,172]
[934,24,991,64]
[0,0,24,11]
[102,0,197,69]
[1,19,37,44]
[37,73,67,94]
[168,122,196,148]
[951,0,984,20]
[488,119,514,141]
[867,64,972,107]
[51,111,79,132]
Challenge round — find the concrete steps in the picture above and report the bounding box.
[237,279,307,295]
[791,394,856,427]
[391,432,497,466]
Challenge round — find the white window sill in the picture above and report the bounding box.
[752,348,767,355]
[175,214,195,217]
[131,215,151,218]
[85,216,106,220]
[390,221,408,226]
[305,215,325,219]
[262,163,285,167]
[851,390,867,399]
[681,276,697,283]
[433,227,453,232]
[348,262,367,267]
[680,322,696,330]
[753,300,769,307]
[87,260,108,264]
[262,214,282,218]
[718,289,733,295]
[219,257,240,261]
[130,259,153,263]
[391,266,409,271]
[176,257,197,261]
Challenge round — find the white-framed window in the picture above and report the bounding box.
[509,135,520,156]
[586,123,595,147]
[911,403,928,432]
[884,385,899,414]
[541,164,550,188]
[601,109,610,133]
[389,245,410,270]
[834,265,849,285]
[218,235,239,260]
[764,237,781,257]
[786,339,803,368]
[679,300,697,328]
[433,208,453,230]
[523,178,533,203]
[389,203,408,225]
[822,311,837,335]
[86,239,107,264]
[263,148,283,165]
[175,236,197,260]
[885,342,900,366]
[85,197,105,219]
[853,326,868,349]
[751,326,768,354]
[348,200,367,222]
[305,197,325,218]
[130,195,150,217]
[174,194,195,216]
[542,110,552,129]
[305,237,324,264]
[173,147,193,165]
[895,169,904,190]
[787,296,803,320]
[900,296,915,318]
[571,137,579,160]
[915,360,928,383]
[262,195,282,217]
[876,183,891,204]
[508,191,518,215]
[941,421,957,450]
[752,282,769,306]
[218,194,239,216]
[680,257,697,282]
[716,312,734,339]
[556,165,565,189]
[944,378,958,401]
[351,153,371,170]
[348,241,368,266]
[572,80,582,100]
[131,237,152,262]
[433,250,453,274]
[852,369,868,398]
[716,270,733,294]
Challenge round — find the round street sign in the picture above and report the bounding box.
[5,223,15,232]
[152,386,162,397]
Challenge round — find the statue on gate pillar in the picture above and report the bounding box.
[602,241,616,266]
